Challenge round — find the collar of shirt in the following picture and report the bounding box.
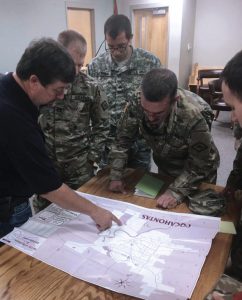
[1,73,39,122]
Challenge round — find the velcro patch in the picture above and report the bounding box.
[191,142,208,152]
[101,101,108,111]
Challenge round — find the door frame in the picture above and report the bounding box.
[132,6,169,67]
[127,1,184,78]
[130,3,169,67]
[65,1,96,58]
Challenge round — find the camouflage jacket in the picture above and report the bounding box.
[110,88,220,200]
[226,122,242,190]
[39,72,109,165]
[233,122,242,139]
[226,141,242,190]
[87,47,161,143]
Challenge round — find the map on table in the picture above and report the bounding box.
[0,192,220,300]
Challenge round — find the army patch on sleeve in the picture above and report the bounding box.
[101,100,108,111]
[191,142,208,152]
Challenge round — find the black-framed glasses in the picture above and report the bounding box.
[105,42,129,53]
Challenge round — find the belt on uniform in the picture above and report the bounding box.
[0,196,29,222]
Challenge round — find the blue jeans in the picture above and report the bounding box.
[0,201,32,239]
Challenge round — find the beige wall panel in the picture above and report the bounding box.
[134,9,168,66]
[67,9,93,66]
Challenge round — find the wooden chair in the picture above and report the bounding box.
[197,69,223,103]
[208,78,232,124]
[188,63,199,93]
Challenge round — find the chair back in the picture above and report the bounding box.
[197,69,223,86]
[197,69,223,101]
[208,79,231,122]
[208,78,223,96]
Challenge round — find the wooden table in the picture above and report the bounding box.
[0,169,239,300]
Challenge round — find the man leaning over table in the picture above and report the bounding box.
[0,38,121,239]
[109,68,220,209]
[33,30,109,213]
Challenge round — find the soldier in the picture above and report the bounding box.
[109,68,220,209]
[88,14,161,170]
[221,50,242,283]
[33,30,109,212]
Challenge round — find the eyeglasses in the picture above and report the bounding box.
[105,42,129,53]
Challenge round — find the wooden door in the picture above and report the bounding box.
[133,8,168,66]
[67,8,94,67]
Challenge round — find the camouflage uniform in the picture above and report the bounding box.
[88,47,161,170]
[110,88,220,202]
[233,122,242,151]
[33,72,109,212]
[226,142,242,191]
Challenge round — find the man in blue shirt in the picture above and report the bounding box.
[0,38,121,238]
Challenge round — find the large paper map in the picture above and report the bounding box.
[1,192,220,300]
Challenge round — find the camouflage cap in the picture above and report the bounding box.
[188,189,226,216]
[205,274,242,300]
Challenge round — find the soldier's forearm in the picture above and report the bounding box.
[168,170,203,198]
[109,168,124,181]
[165,188,185,203]
[109,157,127,181]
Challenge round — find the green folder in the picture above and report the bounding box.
[134,174,164,198]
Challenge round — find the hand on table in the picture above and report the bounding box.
[212,292,224,300]
[156,190,178,209]
[109,180,126,194]
[212,290,242,300]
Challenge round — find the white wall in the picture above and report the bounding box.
[0,0,66,72]
[179,0,196,88]
[0,0,113,73]
[1,0,241,85]
[193,0,242,66]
